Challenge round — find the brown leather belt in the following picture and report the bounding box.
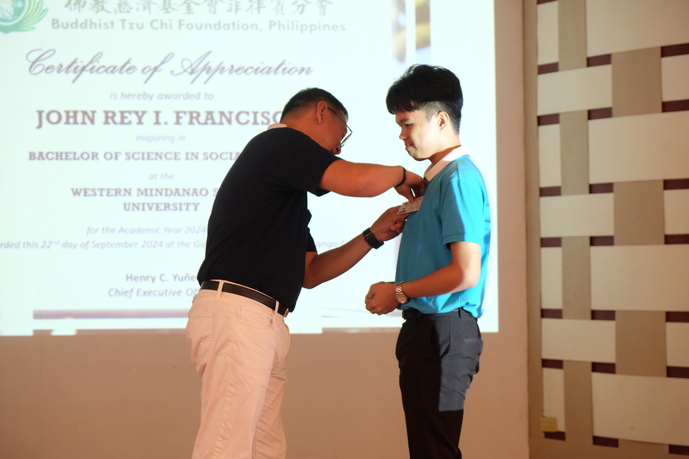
[200,280,289,317]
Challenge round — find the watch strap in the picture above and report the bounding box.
[362,227,383,249]
[395,282,409,304]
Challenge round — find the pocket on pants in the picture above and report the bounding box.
[459,317,483,375]
[186,312,214,375]
[237,302,274,330]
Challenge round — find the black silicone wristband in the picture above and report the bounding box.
[394,167,407,188]
[362,227,384,249]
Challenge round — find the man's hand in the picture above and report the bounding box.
[364,282,399,315]
[395,170,425,202]
[369,206,406,242]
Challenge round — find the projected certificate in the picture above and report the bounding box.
[0,0,496,335]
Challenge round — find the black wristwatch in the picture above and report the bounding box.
[362,227,383,249]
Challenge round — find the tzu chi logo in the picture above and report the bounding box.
[0,0,47,34]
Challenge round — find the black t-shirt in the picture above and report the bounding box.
[197,127,340,310]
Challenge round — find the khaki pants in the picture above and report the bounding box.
[186,284,290,459]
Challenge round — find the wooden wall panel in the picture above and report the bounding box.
[530,1,689,457]
[664,189,689,234]
[613,180,664,246]
[537,1,559,65]
[561,237,590,319]
[589,112,689,183]
[540,194,613,237]
[557,0,587,70]
[666,324,689,367]
[542,368,566,429]
[611,48,662,117]
[661,54,689,101]
[559,111,589,195]
[590,246,689,311]
[538,66,611,114]
[538,125,561,187]
[541,319,615,362]
[586,0,689,55]
[615,311,667,377]
[592,374,689,445]
[541,248,563,310]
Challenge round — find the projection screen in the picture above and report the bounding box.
[0,0,496,335]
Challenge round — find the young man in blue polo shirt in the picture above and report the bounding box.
[365,65,491,459]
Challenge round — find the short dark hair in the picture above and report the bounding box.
[386,65,463,133]
[281,88,348,121]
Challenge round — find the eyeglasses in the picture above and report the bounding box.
[327,106,353,147]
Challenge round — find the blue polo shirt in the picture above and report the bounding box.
[395,150,491,318]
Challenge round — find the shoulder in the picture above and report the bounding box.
[249,126,311,145]
[448,156,485,184]
[433,158,487,205]
[242,128,327,162]
[267,126,315,143]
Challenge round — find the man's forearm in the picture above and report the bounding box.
[319,161,408,197]
[302,235,371,289]
[401,242,482,298]
[303,206,405,289]
[401,264,477,299]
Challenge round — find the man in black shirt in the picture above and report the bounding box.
[186,87,424,459]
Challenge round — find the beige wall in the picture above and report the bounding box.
[527,0,689,458]
[0,1,529,458]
